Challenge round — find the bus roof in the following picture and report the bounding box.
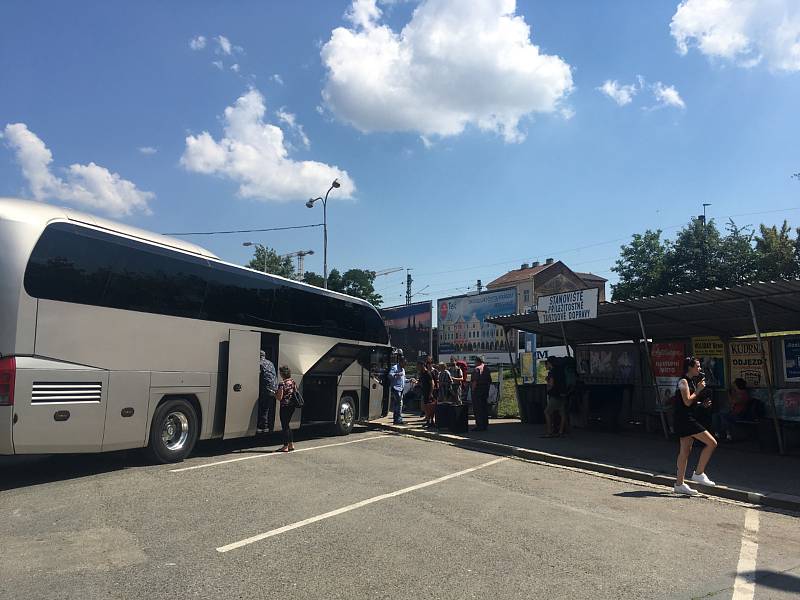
[0,197,217,259]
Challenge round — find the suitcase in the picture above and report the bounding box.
[450,404,468,433]
[435,402,453,430]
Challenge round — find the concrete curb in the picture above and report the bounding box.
[364,422,800,513]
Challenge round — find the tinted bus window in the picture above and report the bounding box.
[103,237,208,319]
[203,264,276,326]
[24,223,123,305]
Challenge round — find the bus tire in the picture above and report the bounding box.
[147,398,199,463]
[334,396,356,436]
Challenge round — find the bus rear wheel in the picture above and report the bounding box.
[334,396,356,436]
[147,398,199,463]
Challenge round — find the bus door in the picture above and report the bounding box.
[366,346,389,420]
[224,329,260,439]
[12,364,109,453]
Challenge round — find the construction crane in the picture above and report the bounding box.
[281,249,315,280]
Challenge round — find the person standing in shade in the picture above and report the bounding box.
[419,361,436,428]
[275,365,298,453]
[471,356,492,431]
[674,356,718,496]
[389,357,407,424]
[257,350,278,432]
[449,359,464,404]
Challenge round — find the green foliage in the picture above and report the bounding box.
[612,217,800,301]
[245,245,294,278]
[303,268,383,306]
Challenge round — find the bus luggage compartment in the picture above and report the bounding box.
[300,375,339,423]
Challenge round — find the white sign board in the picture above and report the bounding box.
[537,288,599,324]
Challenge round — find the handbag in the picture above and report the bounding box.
[291,388,305,408]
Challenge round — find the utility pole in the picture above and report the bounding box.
[700,203,711,284]
[405,269,413,305]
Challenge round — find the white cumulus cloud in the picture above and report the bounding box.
[2,123,153,216]
[138,146,157,155]
[189,35,207,50]
[652,82,686,109]
[180,89,354,202]
[670,0,800,71]
[321,0,574,143]
[597,79,640,106]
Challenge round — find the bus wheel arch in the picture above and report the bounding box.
[146,395,201,464]
[334,393,357,436]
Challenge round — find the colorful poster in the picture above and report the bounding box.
[577,344,638,384]
[729,339,772,388]
[437,288,517,364]
[521,352,534,383]
[652,342,684,410]
[692,336,725,387]
[783,336,800,382]
[380,301,432,363]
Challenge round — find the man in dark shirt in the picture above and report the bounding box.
[258,349,278,432]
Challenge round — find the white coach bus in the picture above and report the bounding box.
[0,198,391,463]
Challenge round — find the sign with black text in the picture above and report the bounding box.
[536,288,599,324]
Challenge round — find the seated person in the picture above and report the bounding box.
[721,378,753,441]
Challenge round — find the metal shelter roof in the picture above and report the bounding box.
[487,279,800,344]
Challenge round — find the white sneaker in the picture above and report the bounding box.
[674,483,699,496]
[691,472,716,486]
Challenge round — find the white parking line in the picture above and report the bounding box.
[170,435,390,473]
[732,508,760,600]
[216,456,509,553]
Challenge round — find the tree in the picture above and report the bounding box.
[754,221,799,280]
[665,217,723,291]
[303,268,383,306]
[611,230,670,300]
[246,245,294,278]
[717,219,758,286]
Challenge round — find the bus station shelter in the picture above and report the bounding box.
[487,279,800,454]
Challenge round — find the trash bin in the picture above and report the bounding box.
[435,402,453,430]
[517,384,546,424]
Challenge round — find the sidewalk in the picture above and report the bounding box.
[368,410,800,512]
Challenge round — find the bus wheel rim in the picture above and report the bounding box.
[162,411,190,451]
[340,401,353,429]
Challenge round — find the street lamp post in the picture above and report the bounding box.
[306,179,340,289]
[242,241,267,273]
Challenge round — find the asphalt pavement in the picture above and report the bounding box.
[1,427,799,600]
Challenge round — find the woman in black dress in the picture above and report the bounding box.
[674,357,718,495]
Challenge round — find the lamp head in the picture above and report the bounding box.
[305,199,315,208]
[331,179,341,189]
[242,242,253,247]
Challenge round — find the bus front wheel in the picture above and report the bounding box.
[334,396,356,436]
[147,398,199,463]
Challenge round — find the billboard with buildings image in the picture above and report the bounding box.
[437,288,518,364]
[380,301,432,362]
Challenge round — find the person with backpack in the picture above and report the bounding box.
[674,356,718,496]
[275,365,299,452]
[543,357,567,438]
[471,356,492,431]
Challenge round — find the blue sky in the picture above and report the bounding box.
[2,0,799,309]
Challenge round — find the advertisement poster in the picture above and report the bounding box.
[521,352,535,383]
[437,288,517,364]
[783,336,800,382]
[729,339,772,388]
[576,344,638,384]
[652,342,684,410]
[380,301,432,363]
[692,336,725,387]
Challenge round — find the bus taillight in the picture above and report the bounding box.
[0,357,15,406]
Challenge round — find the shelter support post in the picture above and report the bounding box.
[503,326,522,418]
[560,322,572,357]
[638,311,669,439]
[748,300,785,455]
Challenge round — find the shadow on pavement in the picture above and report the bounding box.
[0,425,373,492]
[613,490,674,499]
[745,570,800,593]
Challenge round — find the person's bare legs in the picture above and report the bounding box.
[558,408,567,436]
[676,437,694,485]
[544,410,553,436]
[693,430,718,475]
